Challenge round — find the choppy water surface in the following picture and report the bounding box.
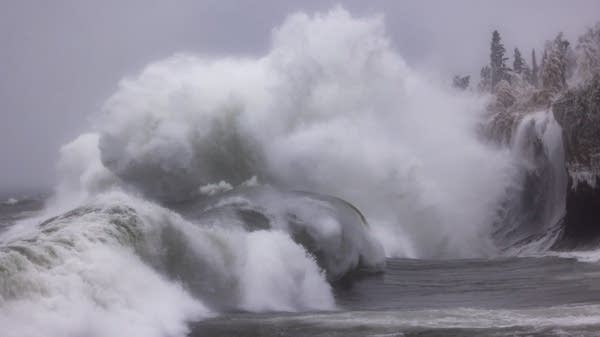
[192,257,600,336]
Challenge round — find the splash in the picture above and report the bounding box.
[0,7,524,337]
[0,190,341,336]
[96,7,511,258]
[493,110,567,254]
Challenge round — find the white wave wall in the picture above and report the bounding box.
[0,193,208,337]
[0,190,335,337]
[69,8,508,259]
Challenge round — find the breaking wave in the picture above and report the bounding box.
[1,189,367,336]
[0,6,572,337]
[96,8,511,258]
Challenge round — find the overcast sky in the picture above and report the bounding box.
[1,0,599,193]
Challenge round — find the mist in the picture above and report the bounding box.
[1,0,599,192]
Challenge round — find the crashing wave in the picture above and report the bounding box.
[0,6,562,337]
[173,185,385,281]
[1,188,363,336]
[491,110,567,254]
[93,7,511,258]
[0,194,206,337]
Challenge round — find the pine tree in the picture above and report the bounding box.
[541,50,547,75]
[513,48,525,74]
[453,75,470,90]
[490,30,509,88]
[531,49,539,87]
[479,66,492,92]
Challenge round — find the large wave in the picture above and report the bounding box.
[96,8,512,258]
[0,189,351,336]
[0,7,534,337]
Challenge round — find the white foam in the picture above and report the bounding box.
[239,230,334,311]
[199,180,233,195]
[547,249,600,263]
[0,194,209,337]
[0,189,338,336]
[3,198,18,205]
[90,7,511,258]
[265,304,600,330]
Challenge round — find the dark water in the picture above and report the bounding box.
[191,257,600,336]
[3,194,600,337]
[0,192,45,231]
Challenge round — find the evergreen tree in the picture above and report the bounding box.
[453,75,470,90]
[541,50,548,76]
[513,48,525,74]
[531,49,539,87]
[490,30,509,88]
[479,66,492,92]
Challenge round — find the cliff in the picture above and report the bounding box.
[552,75,600,247]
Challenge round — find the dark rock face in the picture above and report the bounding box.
[556,181,600,248]
[552,75,600,247]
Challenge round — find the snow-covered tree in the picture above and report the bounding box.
[479,66,492,92]
[531,49,539,87]
[490,30,509,88]
[513,48,525,74]
[512,47,533,84]
[575,22,600,81]
[540,33,570,93]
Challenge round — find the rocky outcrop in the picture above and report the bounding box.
[552,75,600,247]
[480,25,600,250]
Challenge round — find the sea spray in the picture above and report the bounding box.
[0,7,531,337]
[493,110,567,254]
[96,8,511,258]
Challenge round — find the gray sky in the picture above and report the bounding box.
[1,0,599,192]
